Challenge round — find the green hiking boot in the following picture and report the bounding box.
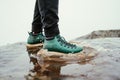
[43,35,83,53]
[27,32,44,44]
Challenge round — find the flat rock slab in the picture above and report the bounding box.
[37,47,97,63]
[26,43,97,80]
[26,43,97,63]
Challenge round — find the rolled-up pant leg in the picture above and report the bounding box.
[37,0,60,37]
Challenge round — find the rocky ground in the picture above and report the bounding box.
[74,29,120,40]
[0,30,120,80]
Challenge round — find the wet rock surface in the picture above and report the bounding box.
[75,29,120,40]
[0,37,120,80]
[73,38,120,80]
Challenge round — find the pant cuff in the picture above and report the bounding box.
[44,24,60,38]
[32,23,42,33]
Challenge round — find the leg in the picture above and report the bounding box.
[37,0,60,38]
[28,0,83,53]
[37,0,83,53]
[32,0,43,33]
[27,0,44,44]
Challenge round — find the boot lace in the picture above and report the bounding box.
[56,35,77,49]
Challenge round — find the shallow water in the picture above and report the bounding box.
[0,43,30,80]
[0,38,120,80]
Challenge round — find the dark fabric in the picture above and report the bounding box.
[32,0,60,37]
[32,0,43,33]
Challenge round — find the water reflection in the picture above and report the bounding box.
[26,53,66,80]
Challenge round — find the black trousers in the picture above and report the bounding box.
[32,0,60,37]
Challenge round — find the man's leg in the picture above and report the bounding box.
[37,0,83,53]
[32,0,43,33]
[27,0,44,44]
[37,0,60,38]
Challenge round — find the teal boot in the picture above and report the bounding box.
[43,35,83,53]
[27,32,44,44]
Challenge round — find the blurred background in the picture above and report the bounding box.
[0,0,120,46]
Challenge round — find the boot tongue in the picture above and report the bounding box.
[56,35,76,48]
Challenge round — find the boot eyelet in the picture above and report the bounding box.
[64,45,66,47]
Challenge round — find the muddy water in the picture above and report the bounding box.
[0,38,120,80]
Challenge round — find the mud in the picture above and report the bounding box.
[0,38,120,80]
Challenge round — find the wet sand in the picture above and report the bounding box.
[0,38,120,80]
